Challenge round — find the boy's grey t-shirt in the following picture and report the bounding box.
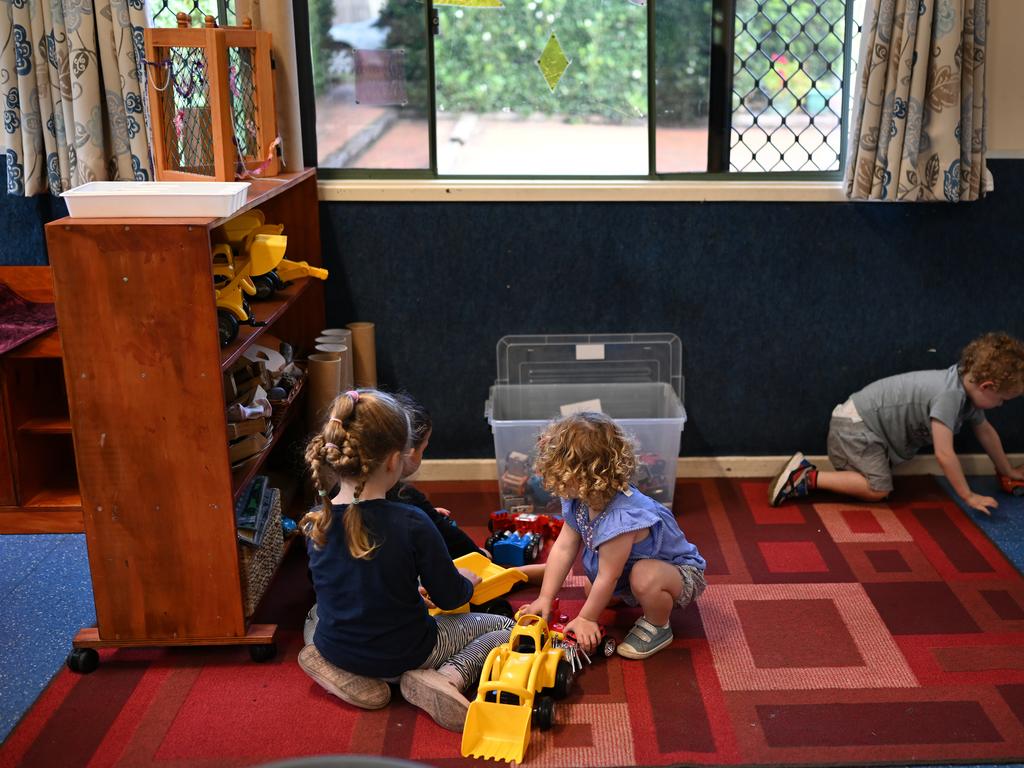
[850,364,986,463]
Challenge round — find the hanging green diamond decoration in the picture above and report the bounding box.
[537,32,571,92]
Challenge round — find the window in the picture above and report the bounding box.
[310,0,863,178]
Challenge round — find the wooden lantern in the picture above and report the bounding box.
[144,14,279,182]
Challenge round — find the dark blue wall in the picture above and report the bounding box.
[5,160,1023,458]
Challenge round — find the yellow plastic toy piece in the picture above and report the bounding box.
[275,258,329,283]
[462,614,570,763]
[429,553,527,617]
[214,210,265,248]
[215,235,287,320]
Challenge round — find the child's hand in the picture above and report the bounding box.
[418,585,437,610]
[518,597,552,620]
[457,567,482,587]
[564,616,601,655]
[1005,467,1024,482]
[966,492,998,516]
[435,507,452,518]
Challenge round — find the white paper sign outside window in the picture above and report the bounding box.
[575,344,605,360]
[560,399,603,416]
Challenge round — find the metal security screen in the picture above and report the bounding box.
[730,0,850,172]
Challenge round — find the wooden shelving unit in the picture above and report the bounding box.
[0,267,84,534]
[45,169,324,667]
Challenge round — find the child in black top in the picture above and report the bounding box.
[299,389,513,730]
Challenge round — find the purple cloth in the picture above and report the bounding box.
[0,282,57,356]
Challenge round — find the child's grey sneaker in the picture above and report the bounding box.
[400,668,471,731]
[768,452,811,506]
[616,617,674,660]
[303,603,318,646]
[298,644,391,710]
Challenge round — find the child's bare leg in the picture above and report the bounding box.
[816,470,889,502]
[628,560,684,626]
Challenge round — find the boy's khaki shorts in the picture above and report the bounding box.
[827,416,894,493]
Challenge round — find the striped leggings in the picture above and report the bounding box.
[421,613,514,692]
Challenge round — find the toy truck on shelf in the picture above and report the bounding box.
[428,553,526,619]
[461,614,575,763]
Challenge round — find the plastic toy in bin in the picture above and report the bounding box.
[999,474,1024,497]
[428,552,526,619]
[634,452,671,502]
[461,613,574,763]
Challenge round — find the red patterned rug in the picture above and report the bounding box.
[3,477,1024,767]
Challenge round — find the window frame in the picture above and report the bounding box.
[296,0,858,199]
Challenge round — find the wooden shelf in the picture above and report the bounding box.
[231,384,308,500]
[24,487,82,509]
[18,417,73,434]
[221,277,315,370]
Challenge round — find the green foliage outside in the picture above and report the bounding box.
[309,0,336,96]
[329,0,847,124]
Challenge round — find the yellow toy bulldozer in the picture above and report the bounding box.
[213,210,327,301]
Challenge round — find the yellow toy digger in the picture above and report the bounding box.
[461,613,575,764]
[214,233,288,346]
[213,210,327,301]
[429,553,527,619]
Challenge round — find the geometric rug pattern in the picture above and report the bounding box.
[2,476,1024,767]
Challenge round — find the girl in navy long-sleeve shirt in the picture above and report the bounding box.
[299,389,512,731]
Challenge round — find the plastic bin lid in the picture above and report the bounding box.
[497,334,683,401]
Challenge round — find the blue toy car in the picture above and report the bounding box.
[487,529,542,568]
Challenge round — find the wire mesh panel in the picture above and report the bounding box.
[151,0,235,29]
[730,0,849,172]
[145,18,277,181]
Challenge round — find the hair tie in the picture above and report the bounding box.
[317,490,329,497]
[346,390,360,403]
[325,442,340,451]
[329,417,344,425]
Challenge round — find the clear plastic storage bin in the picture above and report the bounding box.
[485,334,686,510]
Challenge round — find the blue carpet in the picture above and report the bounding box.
[0,534,94,742]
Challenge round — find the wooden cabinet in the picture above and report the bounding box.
[45,170,324,661]
[0,267,83,534]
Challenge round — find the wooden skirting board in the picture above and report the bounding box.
[416,454,1024,482]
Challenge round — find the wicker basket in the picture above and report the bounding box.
[238,487,284,618]
[268,368,306,428]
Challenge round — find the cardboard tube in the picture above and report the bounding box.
[307,352,342,428]
[337,343,355,392]
[346,322,377,388]
[321,328,353,346]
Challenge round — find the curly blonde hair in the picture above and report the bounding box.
[533,412,635,511]
[301,389,409,557]
[959,332,1024,393]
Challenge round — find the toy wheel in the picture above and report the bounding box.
[252,274,276,300]
[217,310,239,347]
[533,695,556,731]
[484,533,499,554]
[249,642,276,663]
[552,659,574,699]
[481,598,516,619]
[269,271,288,290]
[529,538,542,562]
[601,637,617,657]
[66,647,99,674]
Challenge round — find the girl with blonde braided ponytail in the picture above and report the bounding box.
[298,389,514,730]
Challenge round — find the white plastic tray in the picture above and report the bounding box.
[62,181,251,218]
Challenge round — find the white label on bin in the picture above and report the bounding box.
[575,344,605,360]
[560,398,603,416]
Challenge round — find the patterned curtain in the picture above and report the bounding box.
[845,0,989,202]
[0,0,153,197]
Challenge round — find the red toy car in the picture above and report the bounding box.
[489,510,564,541]
[999,474,1024,497]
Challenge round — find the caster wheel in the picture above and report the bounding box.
[602,637,617,657]
[66,647,99,674]
[249,642,277,663]
[217,311,239,347]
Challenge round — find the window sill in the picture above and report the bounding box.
[317,178,848,203]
